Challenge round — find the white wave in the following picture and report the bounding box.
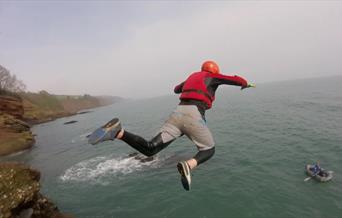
[69,132,92,144]
[60,154,160,184]
[79,132,92,139]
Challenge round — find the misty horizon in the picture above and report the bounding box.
[1,1,341,98]
[7,73,340,100]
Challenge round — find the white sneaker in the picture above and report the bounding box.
[177,161,191,191]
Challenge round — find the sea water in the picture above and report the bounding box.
[2,76,342,218]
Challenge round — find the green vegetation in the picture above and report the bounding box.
[20,91,113,122]
[22,91,64,111]
[19,91,66,122]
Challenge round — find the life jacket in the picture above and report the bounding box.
[180,71,214,108]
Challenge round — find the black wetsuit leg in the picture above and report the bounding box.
[193,147,215,165]
[121,131,174,157]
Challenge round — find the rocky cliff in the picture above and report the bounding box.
[0,96,24,119]
[0,92,122,156]
[0,91,118,217]
[0,96,34,156]
[0,163,73,218]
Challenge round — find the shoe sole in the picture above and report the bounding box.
[177,162,187,176]
[89,118,121,145]
[177,162,190,191]
[103,118,120,129]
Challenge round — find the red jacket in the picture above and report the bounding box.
[174,71,248,109]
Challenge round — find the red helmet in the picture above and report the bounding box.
[201,60,220,74]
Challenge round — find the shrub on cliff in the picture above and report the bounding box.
[0,64,26,94]
[22,91,64,111]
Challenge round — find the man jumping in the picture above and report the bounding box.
[88,60,255,190]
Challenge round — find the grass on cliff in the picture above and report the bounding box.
[21,91,72,121]
[21,92,105,118]
[22,91,64,111]
[22,92,100,110]
[1,90,116,122]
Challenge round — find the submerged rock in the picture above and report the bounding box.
[127,152,155,163]
[0,162,73,218]
[63,120,78,125]
[76,111,92,115]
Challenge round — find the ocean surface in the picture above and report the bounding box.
[2,76,342,218]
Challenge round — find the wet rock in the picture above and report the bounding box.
[77,111,92,115]
[127,152,139,158]
[0,162,73,218]
[139,156,155,163]
[63,120,78,125]
[18,208,33,218]
[127,152,155,163]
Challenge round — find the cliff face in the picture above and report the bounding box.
[0,96,24,119]
[0,96,34,156]
[0,92,122,156]
[0,94,74,217]
[0,162,73,218]
[0,92,114,217]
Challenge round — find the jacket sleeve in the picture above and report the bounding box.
[210,74,248,88]
[174,81,185,94]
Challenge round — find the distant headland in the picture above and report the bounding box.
[0,90,122,156]
[1,62,123,156]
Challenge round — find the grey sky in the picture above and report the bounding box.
[1,1,341,98]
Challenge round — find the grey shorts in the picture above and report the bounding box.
[159,105,215,151]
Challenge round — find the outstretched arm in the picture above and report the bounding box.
[209,73,249,88]
[174,81,185,94]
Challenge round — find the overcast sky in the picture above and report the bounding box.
[1,1,341,98]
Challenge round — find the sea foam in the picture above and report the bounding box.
[60,154,159,184]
